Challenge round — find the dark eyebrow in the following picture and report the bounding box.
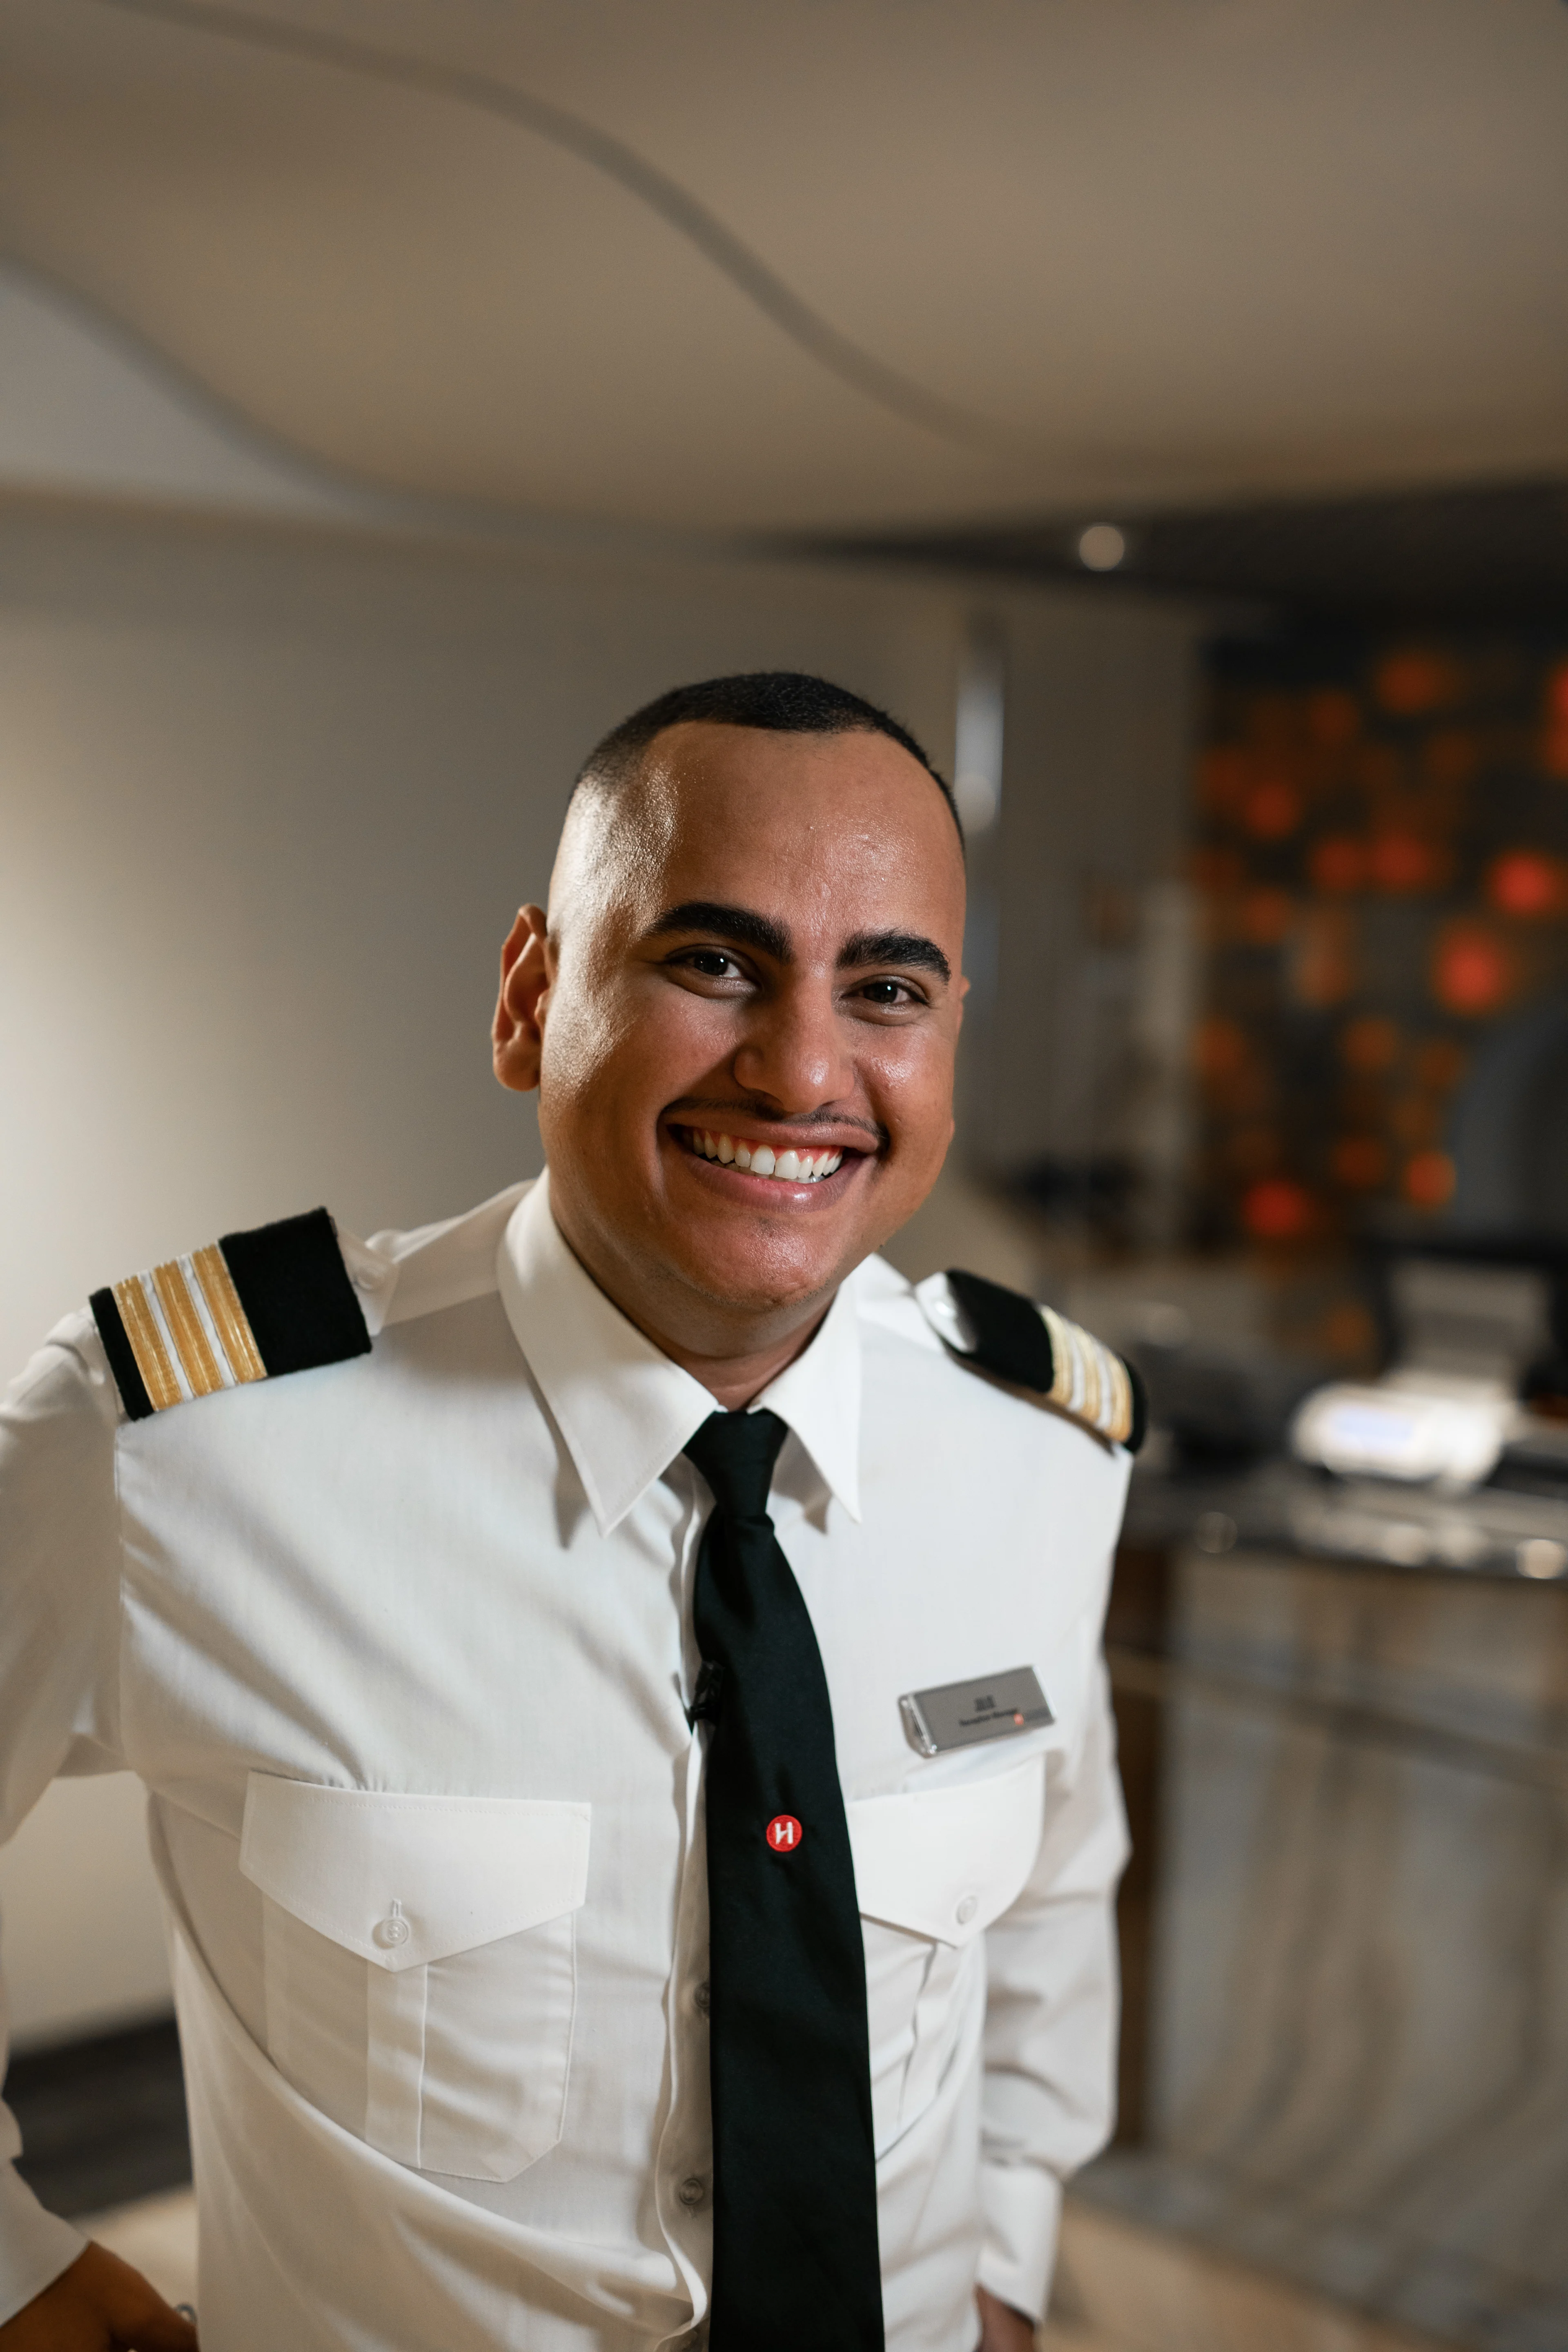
[645,900,793,962]
[839,930,951,984]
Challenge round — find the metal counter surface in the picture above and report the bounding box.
[1094,1488,1568,2352]
[1123,1455,1568,1586]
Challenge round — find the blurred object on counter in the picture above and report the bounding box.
[1292,1379,1510,1488]
[1293,1236,1568,1493]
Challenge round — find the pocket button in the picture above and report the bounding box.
[677,2174,708,2209]
[954,1893,978,1927]
[373,1902,411,1950]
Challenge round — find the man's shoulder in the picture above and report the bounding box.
[89,1181,532,1423]
[853,1256,1145,1455]
[352,1179,532,1335]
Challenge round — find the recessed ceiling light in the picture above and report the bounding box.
[1077,523,1127,571]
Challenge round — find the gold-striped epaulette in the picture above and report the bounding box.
[915,1268,1146,1452]
[91,1208,370,1422]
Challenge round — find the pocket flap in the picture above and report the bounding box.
[847,1755,1044,1947]
[239,1776,592,1971]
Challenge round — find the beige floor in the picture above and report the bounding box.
[85,2187,1450,2350]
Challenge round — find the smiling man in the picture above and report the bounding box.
[0,673,1139,2352]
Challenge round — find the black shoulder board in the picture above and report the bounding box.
[922,1267,1147,1453]
[90,1207,370,1422]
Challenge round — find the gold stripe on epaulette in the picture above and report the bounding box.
[153,1262,225,1398]
[1040,1305,1135,1447]
[1040,1305,1080,1417]
[112,1244,267,1411]
[192,1244,265,1385]
[112,1275,183,1413]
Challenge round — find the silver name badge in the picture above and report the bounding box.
[899,1666,1054,1758]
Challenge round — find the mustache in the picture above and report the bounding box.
[667,1100,886,1148]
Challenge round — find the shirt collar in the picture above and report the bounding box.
[496,1172,862,1536]
[751,1277,862,1525]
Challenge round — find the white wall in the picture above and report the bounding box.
[0,492,1201,2043]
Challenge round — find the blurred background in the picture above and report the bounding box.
[3,3,1568,2346]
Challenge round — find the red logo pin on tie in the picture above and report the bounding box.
[766,1814,803,1853]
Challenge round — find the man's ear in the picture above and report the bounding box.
[492,905,553,1094]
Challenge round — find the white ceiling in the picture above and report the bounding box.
[4,0,1568,535]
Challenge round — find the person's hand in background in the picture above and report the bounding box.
[0,2242,198,2349]
[977,2281,1038,2350]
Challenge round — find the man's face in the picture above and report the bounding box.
[495,720,967,1347]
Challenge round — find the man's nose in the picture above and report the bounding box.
[731,980,853,1111]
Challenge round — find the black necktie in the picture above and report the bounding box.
[684,1409,884,2352]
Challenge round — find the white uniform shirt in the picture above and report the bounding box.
[0,1175,1131,2352]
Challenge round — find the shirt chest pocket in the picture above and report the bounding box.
[847,1754,1045,2158]
[239,1776,590,2183]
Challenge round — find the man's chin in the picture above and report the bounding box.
[657,1223,857,1325]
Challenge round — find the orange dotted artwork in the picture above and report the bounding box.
[1413,1037,1468,1091]
[1241,777,1303,840]
[1290,913,1355,1008]
[1367,832,1450,895]
[1309,836,1367,893]
[1305,690,1361,748]
[1330,1136,1390,1190]
[1486,849,1564,920]
[1198,745,1252,816]
[1241,1179,1315,1241]
[1193,1016,1250,1083]
[1545,661,1568,777]
[1196,633,1568,1240]
[1402,1151,1457,1210]
[1431,922,1517,1018]
[1340,1015,1401,1074]
[1374,650,1459,716]
[1239,888,1294,947]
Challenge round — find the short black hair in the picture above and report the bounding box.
[573,670,962,843]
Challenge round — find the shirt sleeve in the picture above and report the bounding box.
[0,1314,128,2321]
[976,1650,1130,2323]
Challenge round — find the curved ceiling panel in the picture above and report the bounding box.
[3,0,1567,532]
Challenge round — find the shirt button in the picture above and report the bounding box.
[955,1894,978,1927]
[677,2174,708,2209]
[373,1903,411,1949]
[693,1980,711,2017]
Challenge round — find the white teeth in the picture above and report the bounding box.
[685,1129,846,1181]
